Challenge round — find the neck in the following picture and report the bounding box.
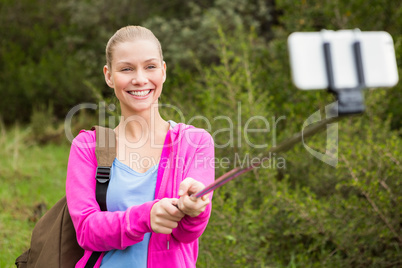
[116,105,168,141]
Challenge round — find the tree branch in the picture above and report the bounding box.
[341,154,402,244]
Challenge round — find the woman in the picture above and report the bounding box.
[66,26,215,267]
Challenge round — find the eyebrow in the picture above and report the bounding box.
[144,58,159,63]
[116,58,160,65]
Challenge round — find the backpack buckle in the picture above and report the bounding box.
[96,166,111,183]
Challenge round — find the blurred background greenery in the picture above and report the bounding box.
[0,0,401,267]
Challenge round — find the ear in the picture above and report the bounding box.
[162,61,167,83]
[103,65,114,88]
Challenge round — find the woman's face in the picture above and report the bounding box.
[104,39,166,116]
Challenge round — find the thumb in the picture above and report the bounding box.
[178,177,194,196]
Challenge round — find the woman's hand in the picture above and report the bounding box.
[150,198,185,234]
[176,177,210,217]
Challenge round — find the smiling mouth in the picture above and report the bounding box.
[128,90,152,97]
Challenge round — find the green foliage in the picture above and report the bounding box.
[0,123,69,267]
[185,24,402,267]
[30,103,60,144]
[144,0,279,69]
[1,0,401,267]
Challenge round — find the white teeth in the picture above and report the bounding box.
[128,90,151,96]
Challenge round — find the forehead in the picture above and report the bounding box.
[112,40,161,63]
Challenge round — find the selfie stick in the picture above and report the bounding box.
[322,29,366,115]
[194,115,341,198]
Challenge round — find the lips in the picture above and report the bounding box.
[127,89,152,97]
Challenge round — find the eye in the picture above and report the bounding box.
[146,65,157,70]
[121,67,133,72]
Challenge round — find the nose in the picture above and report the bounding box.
[131,69,148,85]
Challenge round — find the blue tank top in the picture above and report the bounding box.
[100,158,158,268]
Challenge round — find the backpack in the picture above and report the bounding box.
[15,126,116,268]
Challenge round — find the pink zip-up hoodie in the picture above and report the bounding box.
[66,123,215,267]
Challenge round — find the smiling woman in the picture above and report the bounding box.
[103,39,166,116]
[65,26,215,268]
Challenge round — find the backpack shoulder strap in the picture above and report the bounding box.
[91,126,116,167]
[84,126,116,267]
[91,126,116,212]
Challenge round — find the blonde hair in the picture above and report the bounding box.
[105,25,163,69]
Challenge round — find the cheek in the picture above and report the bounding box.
[155,78,164,96]
[154,72,166,88]
[113,75,130,91]
[112,78,129,101]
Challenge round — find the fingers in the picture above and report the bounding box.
[177,177,210,217]
[200,194,208,201]
[178,177,192,196]
[151,177,211,234]
[177,194,210,218]
[150,198,185,234]
[162,199,185,220]
[178,177,205,197]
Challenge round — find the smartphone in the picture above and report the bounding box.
[288,30,399,90]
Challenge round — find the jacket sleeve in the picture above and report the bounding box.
[172,130,215,243]
[66,130,157,251]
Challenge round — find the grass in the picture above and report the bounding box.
[0,124,70,267]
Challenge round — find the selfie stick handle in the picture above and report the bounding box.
[322,29,366,115]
